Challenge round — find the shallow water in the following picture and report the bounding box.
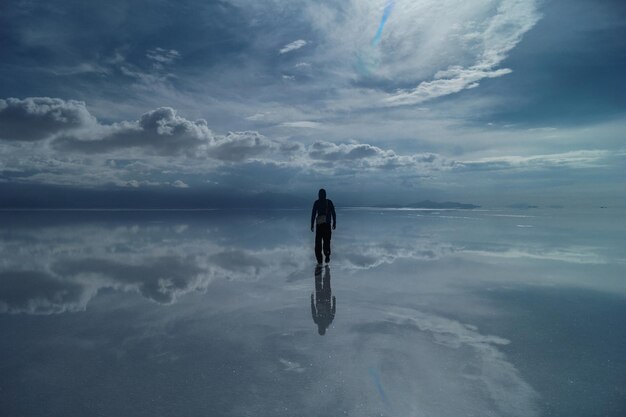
[1,208,625,416]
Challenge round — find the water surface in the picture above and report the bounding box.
[1,208,624,416]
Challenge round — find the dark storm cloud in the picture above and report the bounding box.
[0,97,96,141]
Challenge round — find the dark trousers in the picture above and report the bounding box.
[315,223,332,263]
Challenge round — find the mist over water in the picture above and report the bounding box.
[1,208,624,416]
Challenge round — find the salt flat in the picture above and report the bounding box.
[1,208,624,417]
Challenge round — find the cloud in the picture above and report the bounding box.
[0,97,96,141]
[303,0,540,107]
[51,105,276,161]
[0,270,94,314]
[172,180,189,188]
[455,150,612,171]
[279,121,321,128]
[379,0,540,106]
[460,247,609,265]
[204,131,276,162]
[4,97,620,195]
[52,256,207,304]
[377,306,540,416]
[146,47,181,68]
[342,241,457,270]
[279,39,307,54]
[55,107,213,156]
[0,222,306,314]
[384,67,513,106]
[306,141,449,172]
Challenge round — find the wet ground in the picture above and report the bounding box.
[1,208,624,416]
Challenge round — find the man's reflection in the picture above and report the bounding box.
[311,265,336,335]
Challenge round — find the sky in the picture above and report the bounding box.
[0,0,625,207]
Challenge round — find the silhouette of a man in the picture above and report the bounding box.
[310,188,337,265]
[311,265,336,335]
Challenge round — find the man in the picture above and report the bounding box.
[310,188,337,265]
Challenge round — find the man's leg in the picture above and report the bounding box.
[315,226,323,264]
[323,224,332,262]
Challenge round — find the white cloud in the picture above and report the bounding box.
[302,0,540,107]
[146,47,181,66]
[456,150,612,171]
[384,67,513,106]
[55,106,214,156]
[204,131,275,162]
[280,121,321,128]
[172,180,189,188]
[461,247,610,265]
[48,104,276,162]
[279,39,307,54]
[306,141,449,172]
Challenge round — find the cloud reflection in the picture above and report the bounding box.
[0,210,617,314]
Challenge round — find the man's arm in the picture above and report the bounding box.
[310,201,317,231]
[330,200,337,229]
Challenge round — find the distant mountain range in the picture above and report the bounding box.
[373,200,480,209]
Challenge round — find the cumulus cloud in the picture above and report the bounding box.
[0,97,96,141]
[55,107,213,156]
[204,131,276,162]
[306,141,449,171]
[0,97,467,188]
[172,179,189,188]
[279,39,307,54]
[48,104,276,161]
[0,97,452,175]
[5,95,614,193]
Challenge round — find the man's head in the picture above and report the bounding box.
[318,188,326,200]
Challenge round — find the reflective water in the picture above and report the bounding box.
[1,208,625,416]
